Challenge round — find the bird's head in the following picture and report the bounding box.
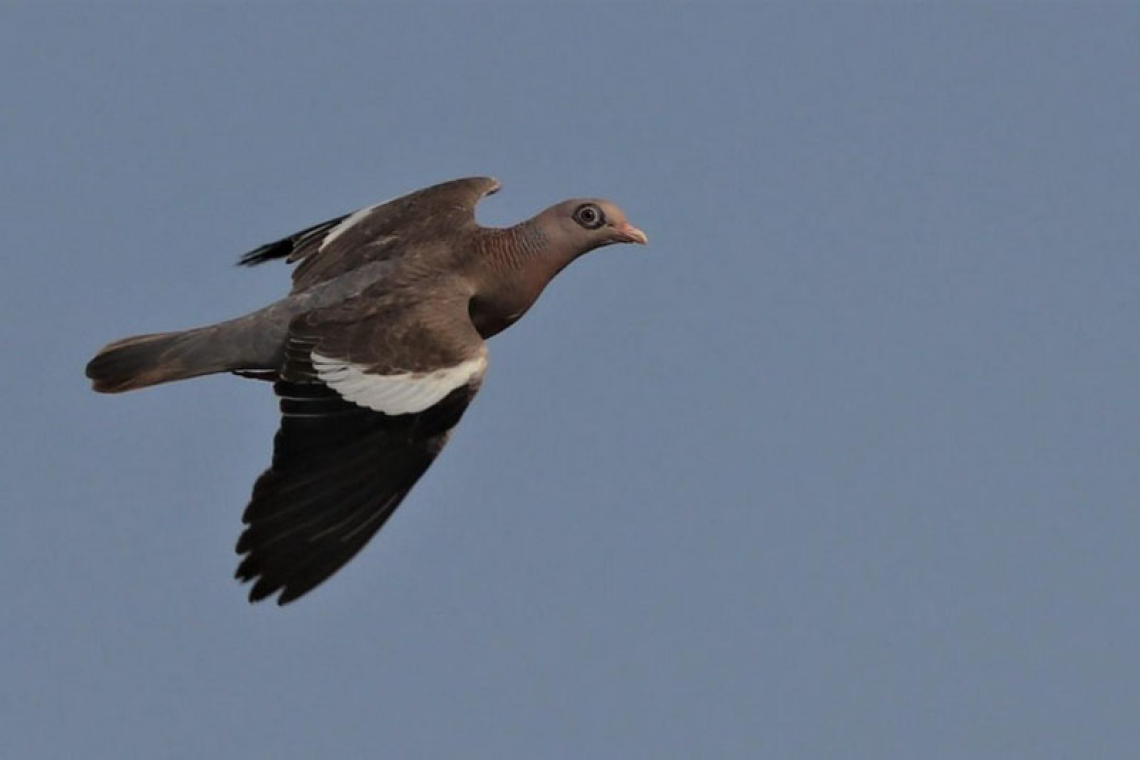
[540,198,648,256]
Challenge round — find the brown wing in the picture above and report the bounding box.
[235,288,487,604]
[237,176,501,292]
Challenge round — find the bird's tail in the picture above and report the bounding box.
[86,325,237,393]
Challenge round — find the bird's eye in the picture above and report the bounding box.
[572,203,605,230]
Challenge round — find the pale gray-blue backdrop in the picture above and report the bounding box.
[3,4,1137,758]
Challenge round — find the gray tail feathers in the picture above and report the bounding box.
[86,326,234,393]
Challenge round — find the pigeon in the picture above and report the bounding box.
[85,177,647,604]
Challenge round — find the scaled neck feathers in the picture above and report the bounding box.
[466,219,582,338]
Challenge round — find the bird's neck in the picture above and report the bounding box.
[467,222,579,338]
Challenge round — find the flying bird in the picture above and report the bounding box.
[85,177,647,604]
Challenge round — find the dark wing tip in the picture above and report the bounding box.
[235,556,285,605]
[236,213,350,268]
[237,239,293,267]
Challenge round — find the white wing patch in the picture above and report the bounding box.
[312,351,486,415]
[319,200,386,252]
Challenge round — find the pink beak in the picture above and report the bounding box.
[614,222,649,245]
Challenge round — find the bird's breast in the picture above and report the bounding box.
[469,300,527,338]
[468,285,541,339]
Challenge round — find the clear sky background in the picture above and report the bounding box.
[2,4,1138,758]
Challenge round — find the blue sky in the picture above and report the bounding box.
[2,4,1138,758]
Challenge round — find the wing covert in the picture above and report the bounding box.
[236,176,501,292]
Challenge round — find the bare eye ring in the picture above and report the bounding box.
[573,203,605,230]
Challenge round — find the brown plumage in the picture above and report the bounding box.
[85,177,647,604]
